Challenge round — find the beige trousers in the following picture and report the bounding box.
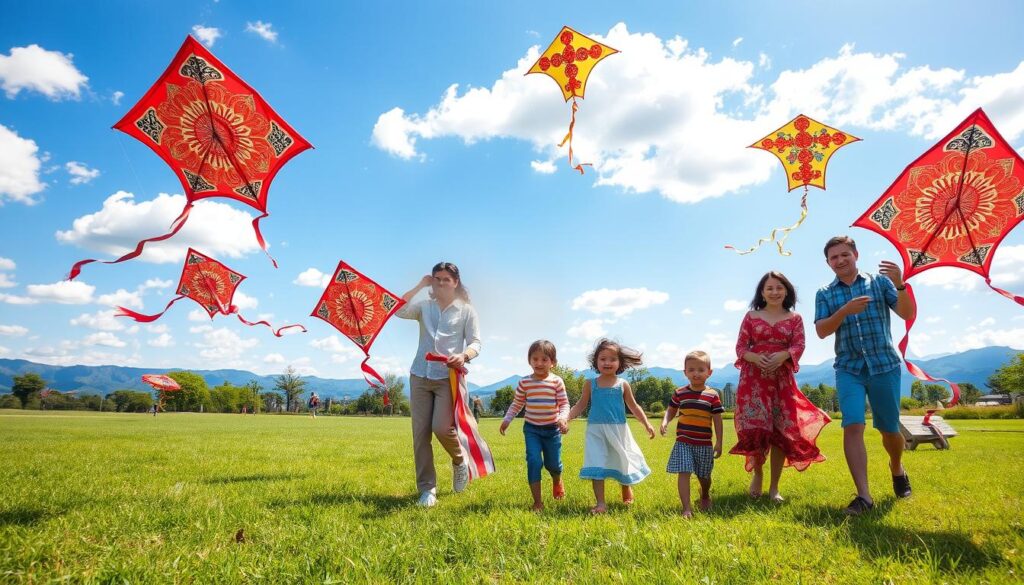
[410,374,465,492]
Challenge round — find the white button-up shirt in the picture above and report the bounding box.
[397,298,482,380]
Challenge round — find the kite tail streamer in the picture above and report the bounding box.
[984,277,1024,307]
[115,295,186,323]
[252,211,278,269]
[425,352,496,480]
[726,187,809,256]
[234,311,307,337]
[922,410,949,448]
[897,283,961,406]
[68,203,194,280]
[558,98,592,175]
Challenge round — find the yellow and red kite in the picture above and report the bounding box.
[526,26,617,174]
[69,35,312,279]
[729,114,860,255]
[115,248,306,337]
[855,108,1024,405]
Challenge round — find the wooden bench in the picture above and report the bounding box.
[899,414,957,450]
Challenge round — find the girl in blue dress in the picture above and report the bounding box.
[567,338,655,514]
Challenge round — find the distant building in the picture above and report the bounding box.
[977,394,1012,406]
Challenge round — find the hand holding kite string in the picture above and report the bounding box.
[526,26,618,174]
[854,108,1024,405]
[69,35,311,279]
[115,248,306,337]
[728,114,860,255]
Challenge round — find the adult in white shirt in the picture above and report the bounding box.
[397,262,482,507]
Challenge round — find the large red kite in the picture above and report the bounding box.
[729,114,860,255]
[310,260,405,390]
[115,248,306,337]
[526,26,618,174]
[69,35,312,279]
[854,108,1024,405]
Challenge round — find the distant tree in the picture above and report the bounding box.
[491,385,515,415]
[165,371,212,412]
[910,380,951,405]
[245,380,263,413]
[0,394,21,409]
[210,382,244,413]
[355,389,384,414]
[625,367,650,386]
[383,373,409,416]
[107,390,153,412]
[988,353,1024,396]
[275,366,307,412]
[12,373,45,407]
[805,383,838,412]
[260,391,283,412]
[956,382,983,405]
[551,364,585,408]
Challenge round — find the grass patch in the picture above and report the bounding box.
[1,410,1021,583]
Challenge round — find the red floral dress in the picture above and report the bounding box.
[730,312,830,471]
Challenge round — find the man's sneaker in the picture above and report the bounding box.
[843,495,874,516]
[417,490,437,508]
[453,462,470,493]
[893,473,912,498]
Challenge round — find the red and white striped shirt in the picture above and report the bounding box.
[503,374,570,426]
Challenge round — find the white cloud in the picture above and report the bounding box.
[147,324,169,334]
[263,352,286,364]
[65,161,100,185]
[188,309,210,322]
[245,21,278,43]
[0,44,89,100]
[732,37,743,48]
[96,288,142,309]
[0,325,28,336]
[571,287,669,318]
[56,192,263,263]
[924,316,942,324]
[954,327,1024,352]
[294,267,330,287]
[0,273,15,288]
[530,160,557,174]
[0,123,46,205]
[0,257,14,271]
[310,335,364,361]
[194,327,259,362]
[111,90,124,105]
[0,293,37,305]
[709,318,723,326]
[758,52,771,69]
[147,333,174,348]
[192,25,223,47]
[25,280,95,304]
[681,308,694,316]
[140,278,173,291]
[233,291,258,310]
[82,332,126,348]
[372,25,1024,203]
[70,309,125,331]
[567,318,608,340]
[723,299,747,311]
[979,317,996,327]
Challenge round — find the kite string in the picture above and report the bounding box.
[725,186,809,256]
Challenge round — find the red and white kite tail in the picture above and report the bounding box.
[558,98,592,175]
[115,295,187,323]
[725,187,809,256]
[232,309,307,338]
[67,202,194,280]
[252,211,278,269]
[898,283,960,406]
[450,367,496,479]
[984,277,1024,308]
[359,355,388,390]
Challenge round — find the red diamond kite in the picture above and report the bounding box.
[69,35,312,279]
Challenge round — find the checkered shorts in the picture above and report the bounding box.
[666,441,714,478]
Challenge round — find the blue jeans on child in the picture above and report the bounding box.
[523,422,563,483]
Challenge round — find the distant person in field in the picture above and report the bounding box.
[500,340,570,511]
[567,338,654,515]
[397,262,481,508]
[815,236,916,516]
[660,350,724,517]
[308,393,320,418]
[471,397,484,422]
[152,403,158,417]
[731,272,830,502]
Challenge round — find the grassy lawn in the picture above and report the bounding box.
[1,410,1022,583]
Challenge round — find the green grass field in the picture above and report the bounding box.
[2,410,1022,583]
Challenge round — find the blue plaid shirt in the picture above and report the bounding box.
[814,272,902,375]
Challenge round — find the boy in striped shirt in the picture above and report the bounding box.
[500,340,570,511]
[660,350,725,517]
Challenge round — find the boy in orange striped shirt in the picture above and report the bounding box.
[500,340,570,511]
[660,350,725,517]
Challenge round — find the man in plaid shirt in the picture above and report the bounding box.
[815,236,916,516]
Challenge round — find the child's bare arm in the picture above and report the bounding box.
[623,382,655,438]
[660,405,678,436]
[712,412,724,458]
[566,380,592,421]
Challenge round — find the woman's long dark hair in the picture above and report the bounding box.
[749,271,797,311]
[431,261,471,303]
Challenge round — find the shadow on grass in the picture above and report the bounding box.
[0,506,52,527]
[272,491,417,517]
[203,472,301,485]
[794,499,1008,574]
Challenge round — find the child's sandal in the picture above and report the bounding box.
[552,481,565,500]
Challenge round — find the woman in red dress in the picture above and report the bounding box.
[731,271,831,501]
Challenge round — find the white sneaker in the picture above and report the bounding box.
[417,490,437,508]
[453,462,470,494]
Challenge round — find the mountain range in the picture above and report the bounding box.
[0,346,1016,401]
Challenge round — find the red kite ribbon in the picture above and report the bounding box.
[234,310,306,338]
[251,211,278,269]
[425,352,496,480]
[897,283,960,406]
[115,295,186,323]
[68,202,193,280]
[558,98,592,175]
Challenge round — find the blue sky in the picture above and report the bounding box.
[2,1,1024,385]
